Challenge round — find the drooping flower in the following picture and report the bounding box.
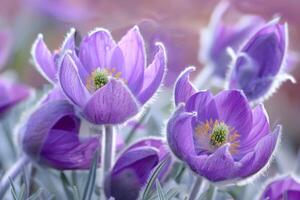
[261,176,300,200]
[56,26,166,124]
[168,67,280,182]
[0,30,12,71]
[21,100,123,170]
[104,138,171,200]
[0,79,30,116]
[200,2,264,79]
[228,19,292,102]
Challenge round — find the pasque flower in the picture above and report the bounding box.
[32,26,166,125]
[261,176,300,200]
[168,67,280,182]
[21,100,101,169]
[200,2,263,78]
[104,138,171,200]
[0,79,30,116]
[228,19,291,102]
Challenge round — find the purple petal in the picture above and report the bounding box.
[238,125,280,178]
[185,90,219,122]
[187,145,235,182]
[118,26,145,95]
[61,28,77,52]
[79,29,116,73]
[21,100,75,159]
[137,43,166,104]
[59,53,90,107]
[109,46,126,79]
[83,79,139,124]
[174,67,197,106]
[235,104,270,159]
[0,80,30,115]
[167,105,196,159]
[31,34,57,83]
[214,90,253,138]
[40,129,99,170]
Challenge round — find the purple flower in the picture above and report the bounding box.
[168,67,280,182]
[0,79,30,116]
[0,30,12,71]
[21,100,100,169]
[104,138,171,200]
[57,26,166,124]
[261,176,300,200]
[229,19,291,102]
[21,100,123,170]
[200,2,264,78]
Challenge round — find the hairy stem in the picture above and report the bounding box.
[101,125,116,199]
[0,155,30,198]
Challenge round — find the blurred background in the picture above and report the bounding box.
[1,0,300,155]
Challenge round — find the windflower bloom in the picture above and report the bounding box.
[57,26,166,124]
[261,176,300,200]
[104,138,171,200]
[21,100,100,169]
[21,100,123,170]
[167,67,280,182]
[228,19,292,102]
[0,79,30,116]
[200,2,263,78]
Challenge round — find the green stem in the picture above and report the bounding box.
[0,155,30,198]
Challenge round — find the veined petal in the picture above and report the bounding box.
[21,100,75,158]
[188,145,235,182]
[61,28,78,52]
[167,105,196,159]
[118,26,145,95]
[79,28,116,73]
[235,104,270,159]
[59,53,90,107]
[185,90,219,122]
[31,34,57,83]
[83,79,140,124]
[40,129,99,170]
[137,43,166,104]
[174,67,197,106]
[214,90,253,138]
[238,125,280,178]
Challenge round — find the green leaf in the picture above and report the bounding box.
[72,185,81,200]
[81,150,99,200]
[141,155,170,200]
[165,188,179,200]
[17,184,25,200]
[60,172,73,199]
[27,189,43,200]
[198,185,215,200]
[156,180,165,200]
[9,178,18,200]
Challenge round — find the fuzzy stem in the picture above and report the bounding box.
[189,177,209,200]
[101,125,116,199]
[0,155,30,198]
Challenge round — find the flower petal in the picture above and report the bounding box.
[40,129,99,170]
[214,90,253,138]
[79,29,116,73]
[118,26,145,95]
[137,43,166,104]
[83,79,140,124]
[31,34,57,83]
[21,100,75,159]
[235,104,270,159]
[174,67,197,106]
[185,90,219,122]
[187,145,235,182]
[59,53,90,107]
[167,105,196,159]
[238,125,280,178]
